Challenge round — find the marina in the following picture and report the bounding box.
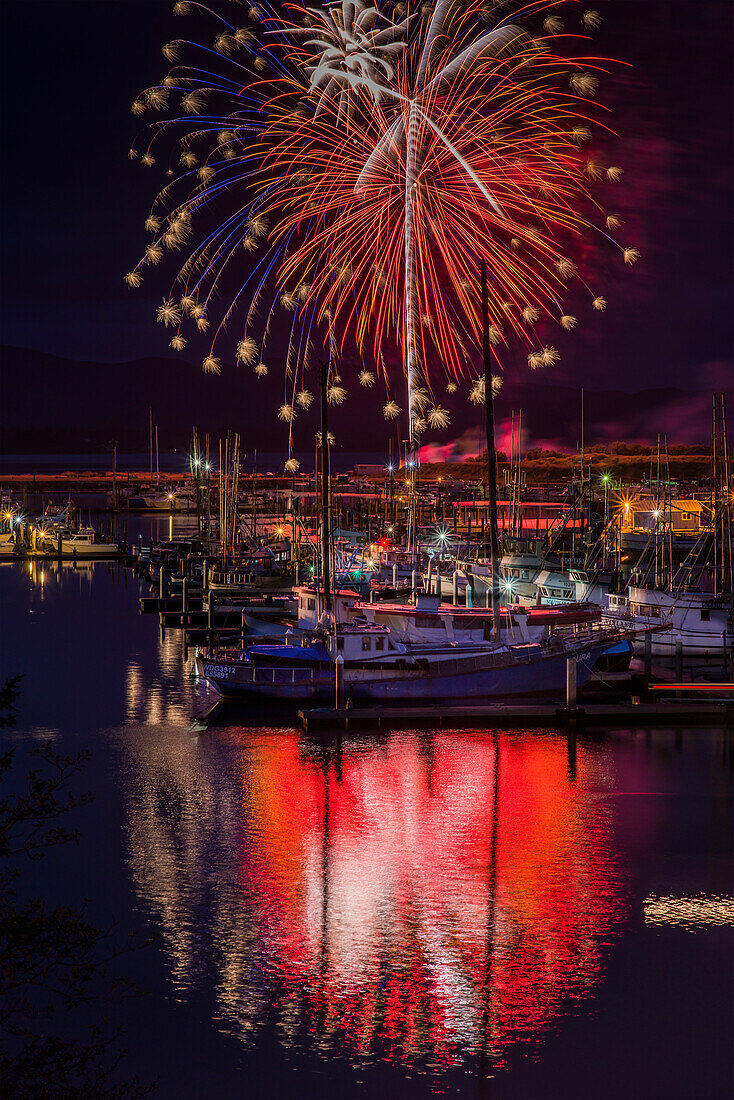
[3,422,733,720]
[3,439,733,1100]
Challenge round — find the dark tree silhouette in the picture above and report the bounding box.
[0,677,154,1098]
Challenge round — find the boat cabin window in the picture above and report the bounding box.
[375,636,385,651]
[700,609,710,621]
[362,637,371,651]
[307,598,315,611]
[337,637,344,650]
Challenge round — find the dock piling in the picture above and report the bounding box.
[566,656,577,709]
[335,653,344,710]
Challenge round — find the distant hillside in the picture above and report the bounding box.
[0,345,714,454]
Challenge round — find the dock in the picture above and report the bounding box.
[298,698,734,732]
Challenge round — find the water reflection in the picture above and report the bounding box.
[643,895,734,930]
[124,626,193,727]
[123,729,623,1074]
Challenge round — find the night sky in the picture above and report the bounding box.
[1,0,732,395]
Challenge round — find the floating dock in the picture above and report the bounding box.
[298,698,734,732]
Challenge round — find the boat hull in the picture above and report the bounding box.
[196,641,609,703]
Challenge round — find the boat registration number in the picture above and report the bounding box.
[202,663,234,678]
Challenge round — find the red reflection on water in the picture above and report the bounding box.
[236,731,623,1067]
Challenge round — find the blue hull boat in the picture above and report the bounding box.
[195,630,614,704]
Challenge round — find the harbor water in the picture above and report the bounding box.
[1,517,732,1099]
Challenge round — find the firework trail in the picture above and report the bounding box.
[127,1,639,469]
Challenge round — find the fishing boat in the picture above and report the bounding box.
[604,585,732,656]
[240,580,633,672]
[461,543,577,607]
[195,620,617,702]
[207,542,293,599]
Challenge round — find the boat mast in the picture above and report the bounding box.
[654,433,661,589]
[721,394,734,597]
[480,260,501,641]
[712,395,719,597]
[664,432,673,586]
[580,387,584,486]
[318,358,333,616]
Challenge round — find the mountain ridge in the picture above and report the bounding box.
[0,345,711,454]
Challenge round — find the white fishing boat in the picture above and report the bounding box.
[461,540,577,607]
[604,585,733,655]
[569,566,618,606]
[240,585,632,671]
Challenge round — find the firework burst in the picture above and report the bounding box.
[127,0,638,446]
